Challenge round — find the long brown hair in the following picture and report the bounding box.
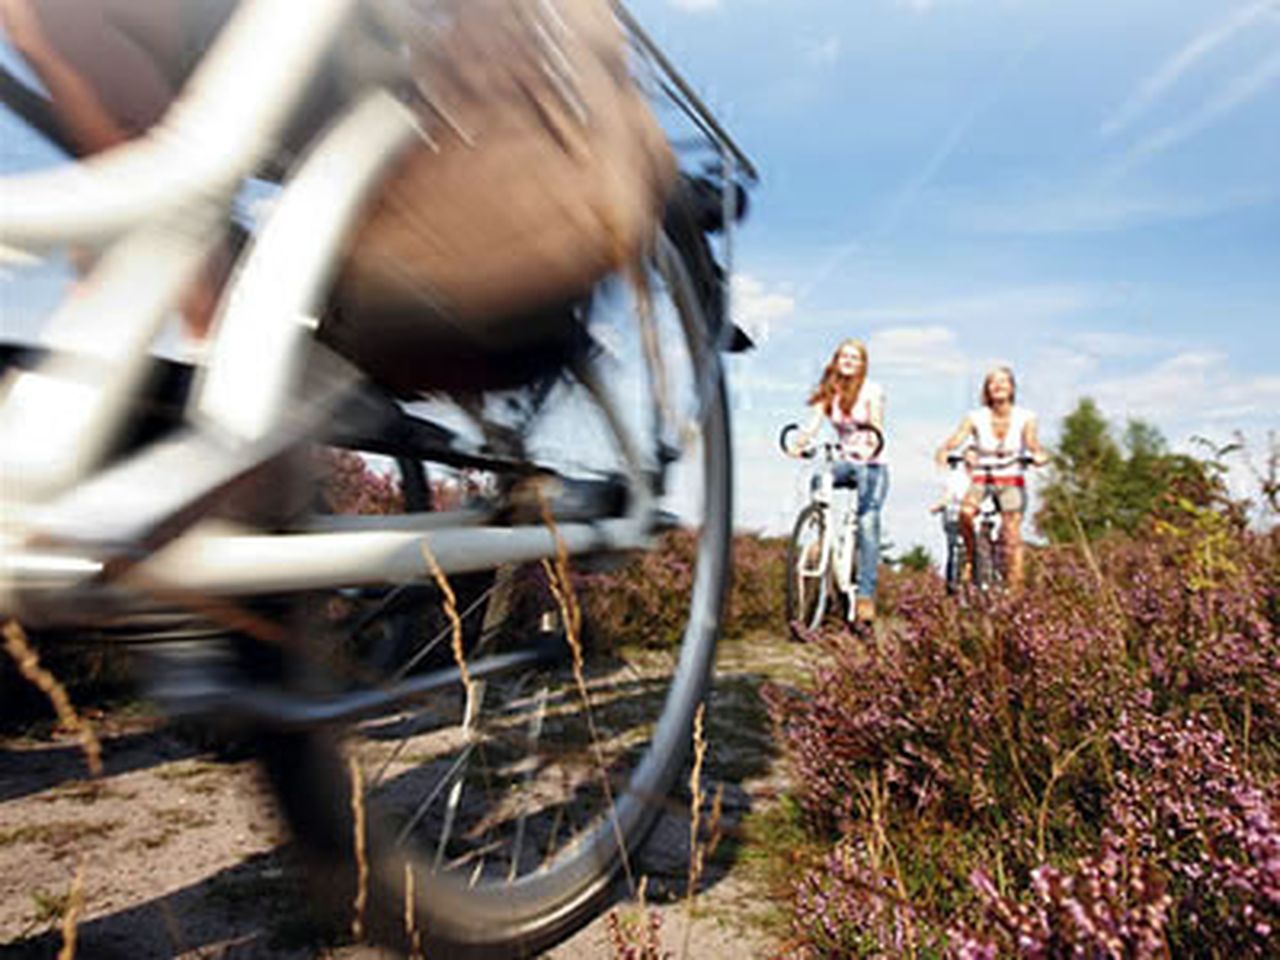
[807,339,868,417]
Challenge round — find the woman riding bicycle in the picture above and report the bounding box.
[935,365,1048,590]
[785,338,888,626]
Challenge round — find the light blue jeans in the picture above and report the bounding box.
[814,461,890,599]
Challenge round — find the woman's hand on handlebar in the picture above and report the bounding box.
[779,423,813,458]
[843,421,885,462]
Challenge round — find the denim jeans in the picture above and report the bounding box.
[814,461,890,599]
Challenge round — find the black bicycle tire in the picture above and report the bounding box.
[944,526,963,595]
[257,234,732,957]
[785,503,828,640]
[973,524,996,590]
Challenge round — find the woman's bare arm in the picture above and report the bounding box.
[934,415,973,466]
[786,402,826,456]
[1023,415,1050,466]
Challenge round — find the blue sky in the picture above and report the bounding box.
[2,1,1277,559]
[629,0,1279,553]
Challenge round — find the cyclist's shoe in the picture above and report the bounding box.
[854,596,876,625]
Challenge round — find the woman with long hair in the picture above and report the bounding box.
[786,338,889,626]
[934,365,1048,589]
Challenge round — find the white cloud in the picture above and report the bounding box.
[667,0,720,11]
[1029,351,1280,438]
[869,325,966,376]
[731,273,796,344]
[1100,0,1280,138]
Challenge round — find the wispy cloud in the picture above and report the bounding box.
[732,274,796,344]
[953,182,1278,236]
[1100,0,1280,138]
[824,285,1094,329]
[667,0,720,12]
[1072,331,1169,360]
[1084,351,1280,423]
[1112,48,1280,174]
[800,30,1040,298]
[869,325,967,376]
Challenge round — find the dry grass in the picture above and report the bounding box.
[3,620,102,777]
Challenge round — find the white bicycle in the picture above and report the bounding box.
[0,2,755,955]
[779,422,884,640]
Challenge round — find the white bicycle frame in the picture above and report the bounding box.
[800,445,861,610]
[0,0,752,628]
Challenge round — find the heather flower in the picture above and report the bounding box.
[766,524,1278,956]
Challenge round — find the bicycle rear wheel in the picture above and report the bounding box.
[972,524,998,590]
[256,235,731,957]
[785,503,828,640]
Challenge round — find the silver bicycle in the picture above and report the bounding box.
[779,422,883,640]
[0,2,755,954]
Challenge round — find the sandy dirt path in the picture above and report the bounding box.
[1,633,813,959]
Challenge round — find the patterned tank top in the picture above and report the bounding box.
[970,405,1032,481]
[830,381,885,463]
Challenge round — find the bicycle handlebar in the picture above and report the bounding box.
[945,449,1038,470]
[779,421,885,462]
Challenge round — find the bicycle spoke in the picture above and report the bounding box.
[433,679,487,867]
[508,686,549,881]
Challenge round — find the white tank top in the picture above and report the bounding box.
[970,405,1032,478]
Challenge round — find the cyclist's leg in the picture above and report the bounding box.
[852,462,888,621]
[996,486,1029,588]
[958,483,984,580]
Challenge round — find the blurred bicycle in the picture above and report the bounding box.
[0,1,756,954]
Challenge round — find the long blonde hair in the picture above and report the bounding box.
[807,339,868,418]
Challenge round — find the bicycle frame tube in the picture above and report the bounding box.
[0,0,372,503]
[807,450,861,601]
[0,0,362,249]
[831,487,859,599]
[195,92,420,443]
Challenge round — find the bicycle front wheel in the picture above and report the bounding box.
[943,522,963,595]
[973,526,997,590]
[785,503,829,640]
[256,235,732,957]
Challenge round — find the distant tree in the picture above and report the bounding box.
[1036,399,1225,542]
[897,544,933,573]
[1036,398,1122,541]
